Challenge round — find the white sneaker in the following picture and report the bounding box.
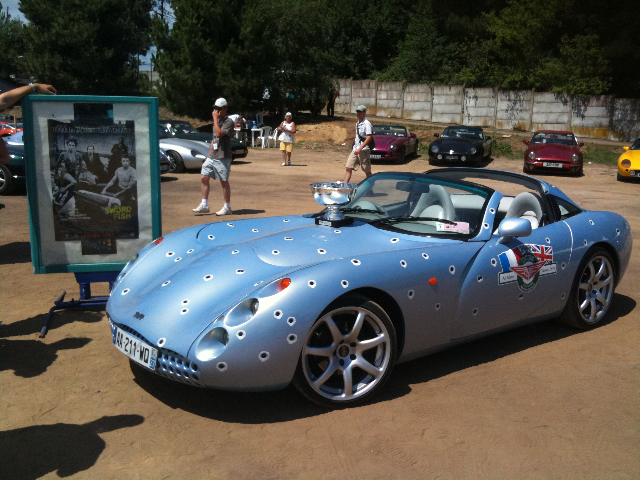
[216,206,233,216]
[192,204,210,213]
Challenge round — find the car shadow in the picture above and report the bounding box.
[160,175,179,182]
[0,336,92,378]
[129,293,635,421]
[0,415,144,479]
[0,310,105,338]
[0,241,31,265]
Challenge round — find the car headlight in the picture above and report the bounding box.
[528,151,536,160]
[469,147,477,155]
[621,159,631,168]
[431,145,439,153]
[389,144,397,150]
[571,154,579,163]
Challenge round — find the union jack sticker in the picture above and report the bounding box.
[497,244,557,292]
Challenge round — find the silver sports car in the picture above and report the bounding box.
[160,133,249,173]
[106,168,632,407]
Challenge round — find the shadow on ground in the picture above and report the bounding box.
[0,337,92,378]
[0,415,144,479]
[130,293,635,423]
[0,310,105,338]
[0,241,31,265]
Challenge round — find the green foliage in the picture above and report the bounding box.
[20,0,153,95]
[582,146,619,166]
[0,3,27,79]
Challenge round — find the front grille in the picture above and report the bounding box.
[111,319,204,387]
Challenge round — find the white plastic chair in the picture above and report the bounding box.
[255,112,265,128]
[260,126,272,148]
[269,127,279,148]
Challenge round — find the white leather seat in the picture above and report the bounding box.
[410,185,455,220]
[504,192,543,229]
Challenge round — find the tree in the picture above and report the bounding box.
[20,0,154,95]
[0,2,27,79]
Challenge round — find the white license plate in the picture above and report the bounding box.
[113,326,157,370]
[370,155,381,159]
[446,155,458,160]
[543,162,563,168]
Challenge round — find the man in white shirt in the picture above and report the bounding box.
[344,105,373,182]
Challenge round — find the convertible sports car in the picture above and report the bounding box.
[1,133,25,195]
[369,125,418,164]
[0,120,22,137]
[617,138,640,181]
[429,126,492,166]
[523,131,584,176]
[106,168,631,407]
[160,133,249,173]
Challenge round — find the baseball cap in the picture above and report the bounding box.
[214,98,228,108]
[355,105,367,112]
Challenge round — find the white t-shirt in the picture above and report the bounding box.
[353,119,373,151]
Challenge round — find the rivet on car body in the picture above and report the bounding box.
[287,334,297,344]
[422,253,429,259]
[449,265,456,274]
[217,362,227,371]
[259,351,270,362]
[400,260,407,268]
[287,317,296,326]
[308,280,316,288]
[351,259,361,266]
[341,280,349,288]
[408,290,415,299]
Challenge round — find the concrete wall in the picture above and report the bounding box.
[496,90,533,131]
[432,85,464,125]
[336,79,640,140]
[531,92,572,131]
[335,78,352,114]
[377,82,403,118]
[464,88,497,127]
[403,84,432,121]
[351,80,377,115]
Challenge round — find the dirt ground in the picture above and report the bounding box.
[1,125,639,479]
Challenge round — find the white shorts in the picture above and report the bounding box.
[201,157,231,181]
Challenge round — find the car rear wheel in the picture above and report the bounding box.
[167,151,185,173]
[559,248,616,329]
[292,294,397,408]
[0,164,15,195]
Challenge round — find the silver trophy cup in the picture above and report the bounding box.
[311,182,358,226]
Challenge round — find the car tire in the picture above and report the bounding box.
[616,172,624,182]
[558,247,616,330]
[428,155,437,166]
[397,147,406,165]
[292,293,397,408]
[167,151,185,173]
[0,164,15,195]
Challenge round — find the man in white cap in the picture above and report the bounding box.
[193,97,235,215]
[344,104,373,182]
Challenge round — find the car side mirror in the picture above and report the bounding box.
[486,136,491,140]
[623,146,629,151]
[498,218,532,244]
[434,133,440,138]
[523,140,529,145]
[579,142,584,147]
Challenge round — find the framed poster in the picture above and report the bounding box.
[23,96,161,274]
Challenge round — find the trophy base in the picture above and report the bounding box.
[315,217,354,228]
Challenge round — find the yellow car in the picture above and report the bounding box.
[617,138,640,181]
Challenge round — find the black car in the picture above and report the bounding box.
[0,140,26,195]
[159,119,198,136]
[428,126,492,167]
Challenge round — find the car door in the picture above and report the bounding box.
[453,220,571,339]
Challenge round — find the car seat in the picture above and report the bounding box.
[503,192,544,229]
[410,185,455,220]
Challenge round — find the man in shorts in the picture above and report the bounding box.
[193,98,235,215]
[344,105,373,183]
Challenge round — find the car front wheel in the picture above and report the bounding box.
[167,151,185,173]
[559,248,616,329]
[0,164,15,195]
[293,294,397,408]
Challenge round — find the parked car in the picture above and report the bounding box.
[0,121,22,137]
[369,125,418,164]
[0,133,26,194]
[616,137,640,181]
[160,133,248,173]
[159,148,171,175]
[105,168,631,407]
[428,126,492,166]
[523,130,584,176]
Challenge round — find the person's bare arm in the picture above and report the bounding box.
[0,84,57,111]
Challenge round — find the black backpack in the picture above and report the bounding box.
[357,130,375,151]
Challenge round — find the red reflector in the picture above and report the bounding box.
[429,277,437,285]
[278,278,292,291]
[154,237,164,245]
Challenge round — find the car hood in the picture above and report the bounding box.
[372,135,402,149]
[432,137,482,149]
[528,144,580,158]
[107,216,454,355]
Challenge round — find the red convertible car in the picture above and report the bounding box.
[523,130,584,176]
[369,125,418,164]
[0,121,22,137]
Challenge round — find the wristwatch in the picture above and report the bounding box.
[29,83,37,93]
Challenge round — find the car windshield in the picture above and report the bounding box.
[442,127,483,139]
[630,138,640,150]
[338,173,492,238]
[530,132,576,145]
[172,123,196,134]
[372,126,407,137]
